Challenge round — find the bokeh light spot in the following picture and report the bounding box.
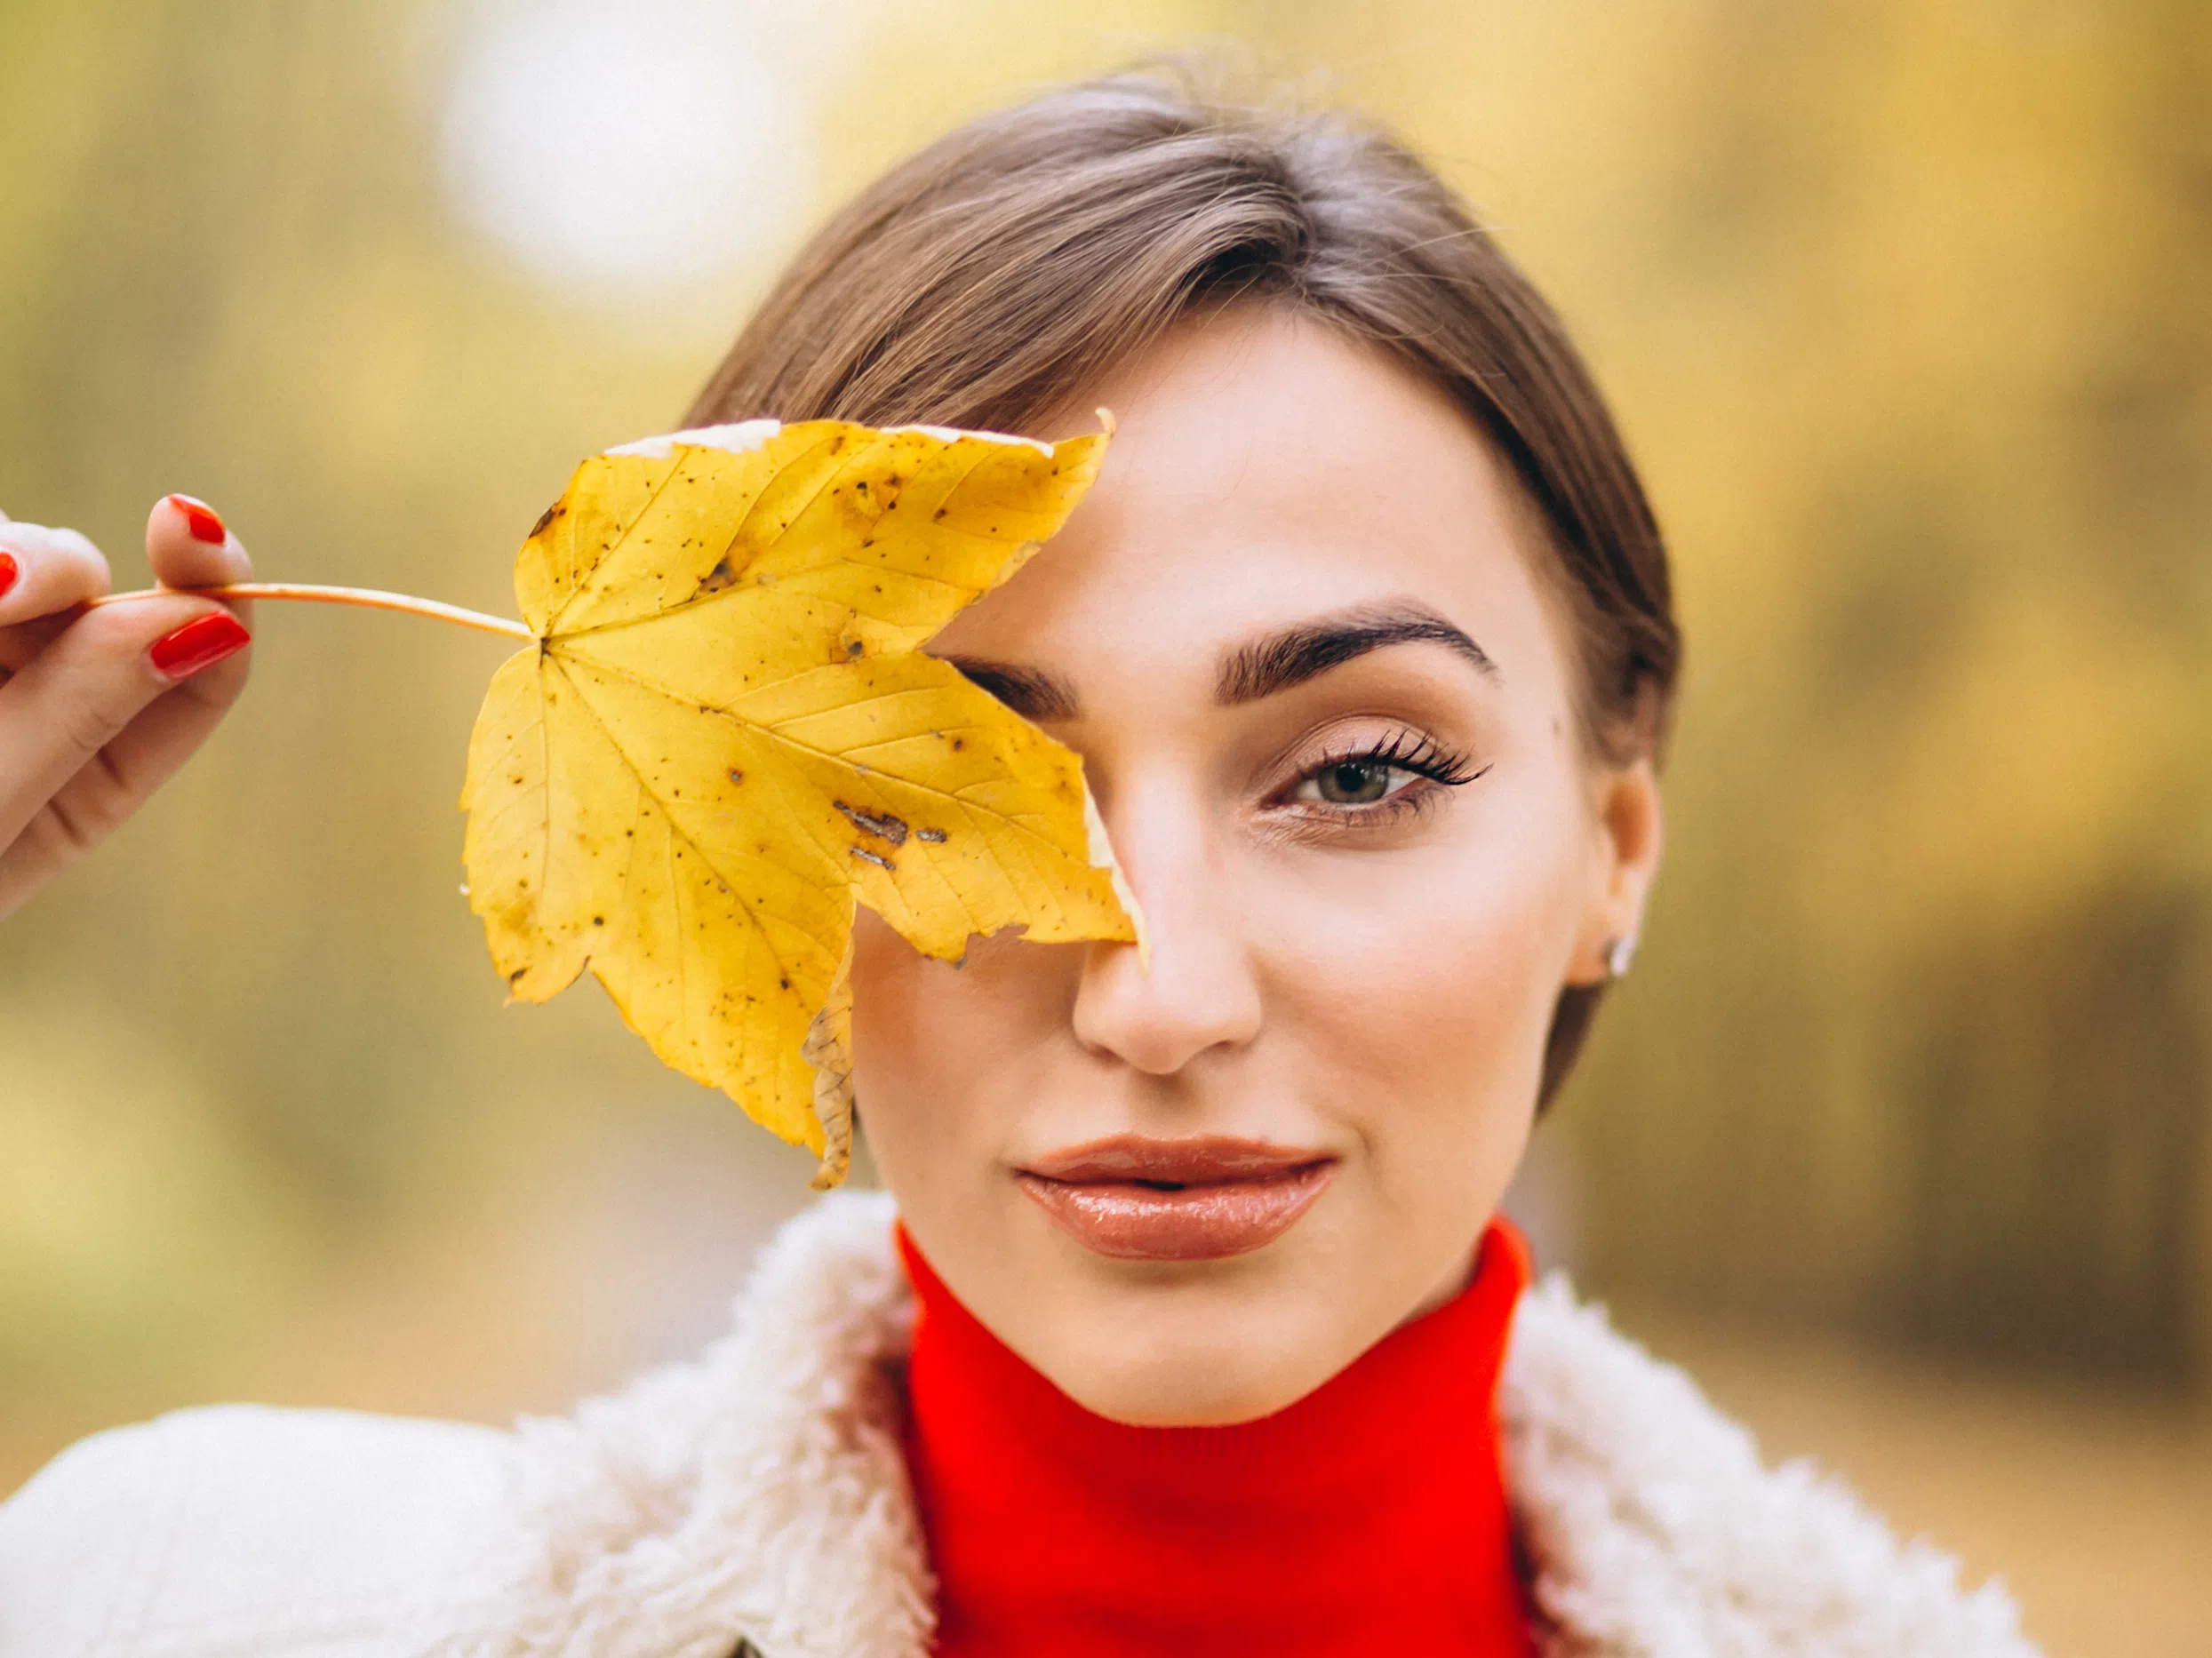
[439,0,812,300]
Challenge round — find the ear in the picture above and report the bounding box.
[1566,751,1664,987]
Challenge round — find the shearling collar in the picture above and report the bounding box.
[430,1192,2037,1658]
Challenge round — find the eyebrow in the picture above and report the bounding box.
[939,658,1081,721]
[1216,601,1498,705]
[942,599,1497,721]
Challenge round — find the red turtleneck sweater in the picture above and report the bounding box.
[898,1220,1537,1658]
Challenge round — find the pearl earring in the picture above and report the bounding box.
[1605,935,1638,979]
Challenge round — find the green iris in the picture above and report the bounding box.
[1315,761,1393,804]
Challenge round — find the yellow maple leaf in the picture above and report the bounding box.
[459,418,1137,1185]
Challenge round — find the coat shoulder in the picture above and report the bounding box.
[0,1403,522,1658]
[1503,1277,2040,1658]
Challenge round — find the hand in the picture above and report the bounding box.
[0,494,254,920]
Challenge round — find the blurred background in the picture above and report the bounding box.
[2,1,2207,1651]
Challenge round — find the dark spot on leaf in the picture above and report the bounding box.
[834,801,909,844]
[698,558,740,594]
[952,737,965,751]
[916,826,946,843]
[727,768,745,785]
[850,845,896,872]
[592,915,604,926]
[779,977,790,990]
[507,968,528,986]
[529,504,557,537]
[847,640,864,656]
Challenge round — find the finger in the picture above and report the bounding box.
[0,613,76,676]
[3,630,253,913]
[146,493,254,592]
[146,498,252,658]
[0,592,251,863]
[0,519,112,626]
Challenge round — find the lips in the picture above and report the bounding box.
[1016,1135,1336,1261]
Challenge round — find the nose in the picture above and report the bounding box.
[1069,778,1263,1075]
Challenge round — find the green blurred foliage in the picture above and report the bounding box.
[2,0,2208,1481]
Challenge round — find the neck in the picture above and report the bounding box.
[897,1220,1537,1658]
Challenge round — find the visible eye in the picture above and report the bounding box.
[1298,758,1422,806]
[1278,729,1488,817]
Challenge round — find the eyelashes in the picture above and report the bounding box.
[1271,726,1492,830]
[1309,728,1485,790]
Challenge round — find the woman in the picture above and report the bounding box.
[0,68,2036,1658]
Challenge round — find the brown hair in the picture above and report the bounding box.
[687,63,1681,1106]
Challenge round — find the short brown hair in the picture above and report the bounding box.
[687,63,1681,1106]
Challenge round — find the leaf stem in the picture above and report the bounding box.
[90,583,535,642]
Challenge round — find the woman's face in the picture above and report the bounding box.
[850,307,1660,1426]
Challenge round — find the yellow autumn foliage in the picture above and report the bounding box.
[460,420,1136,1177]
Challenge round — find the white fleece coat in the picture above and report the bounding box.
[0,1192,2038,1658]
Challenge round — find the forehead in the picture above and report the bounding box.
[928,307,1569,700]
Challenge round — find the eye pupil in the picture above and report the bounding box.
[1319,761,1391,804]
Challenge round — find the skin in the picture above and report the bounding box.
[0,310,1656,1433]
[0,498,254,921]
[852,307,1663,1426]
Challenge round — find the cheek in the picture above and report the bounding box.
[846,909,938,1096]
[1252,798,1586,1172]
[845,912,1077,1191]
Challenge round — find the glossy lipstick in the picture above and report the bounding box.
[1017,1136,1335,1261]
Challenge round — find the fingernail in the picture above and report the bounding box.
[0,550,16,598]
[150,610,251,681]
[166,493,228,546]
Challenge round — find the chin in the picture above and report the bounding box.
[1026,1275,1351,1428]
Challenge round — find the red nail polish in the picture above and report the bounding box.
[0,550,16,598]
[150,611,251,680]
[167,493,228,546]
